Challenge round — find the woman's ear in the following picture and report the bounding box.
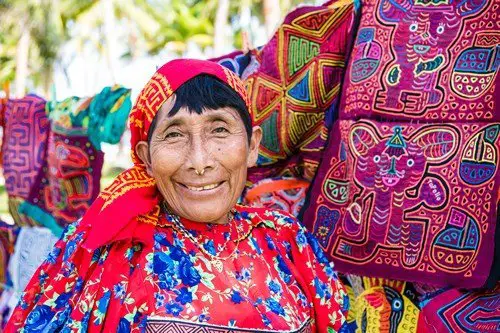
[135,141,153,176]
[247,126,262,167]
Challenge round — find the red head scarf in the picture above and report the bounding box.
[83,59,250,250]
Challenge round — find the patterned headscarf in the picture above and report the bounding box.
[83,59,250,250]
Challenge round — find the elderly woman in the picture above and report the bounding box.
[5,60,347,332]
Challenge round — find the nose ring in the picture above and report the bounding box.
[195,169,205,176]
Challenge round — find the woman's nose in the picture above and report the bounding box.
[187,135,215,174]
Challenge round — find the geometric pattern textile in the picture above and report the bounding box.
[417,284,500,333]
[20,86,132,231]
[339,0,500,122]
[214,0,357,183]
[0,95,50,226]
[302,119,500,287]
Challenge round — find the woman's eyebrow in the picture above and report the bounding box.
[206,111,238,122]
[159,118,183,131]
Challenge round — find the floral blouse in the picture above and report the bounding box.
[5,206,348,332]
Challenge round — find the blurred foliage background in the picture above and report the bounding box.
[0,0,318,97]
[0,0,320,221]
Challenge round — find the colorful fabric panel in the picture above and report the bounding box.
[418,284,500,333]
[339,0,499,122]
[340,275,421,333]
[1,95,50,226]
[214,0,357,183]
[303,119,500,287]
[20,86,132,231]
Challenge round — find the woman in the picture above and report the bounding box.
[6,59,347,332]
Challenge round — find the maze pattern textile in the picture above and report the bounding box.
[339,0,500,122]
[302,119,500,287]
[417,284,500,332]
[20,86,131,231]
[339,275,421,333]
[1,95,50,226]
[214,0,356,183]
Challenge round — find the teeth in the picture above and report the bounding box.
[187,183,220,191]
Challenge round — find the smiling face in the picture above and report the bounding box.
[136,96,262,224]
[393,9,459,63]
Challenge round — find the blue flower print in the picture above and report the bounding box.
[306,232,329,264]
[117,318,131,333]
[175,287,193,305]
[46,247,61,264]
[154,292,165,308]
[265,234,276,250]
[295,230,308,248]
[324,264,336,279]
[265,298,285,316]
[63,240,78,262]
[236,268,251,281]
[25,305,56,332]
[276,255,292,283]
[166,302,184,316]
[154,232,172,247]
[158,272,178,290]
[198,313,210,322]
[268,279,282,294]
[54,292,71,309]
[261,314,271,326]
[113,283,126,299]
[74,277,84,292]
[178,257,201,286]
[170,245,189,261]
[314,277,331,300]
[231,290,243,304]
[203,240,217,256]
[97,290,111,314]
[153,252,175,276]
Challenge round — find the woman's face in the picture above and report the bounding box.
[136,96,262,224]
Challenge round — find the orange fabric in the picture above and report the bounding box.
[245,179,310,203]
[82,59,250,250]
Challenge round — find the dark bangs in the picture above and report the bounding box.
[148,74,252,143]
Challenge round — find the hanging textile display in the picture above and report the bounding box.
[213,0,358,184]
[302,0,500,288]
[1,95,50,226]
[18,85,132,233]
[418,284,500,333]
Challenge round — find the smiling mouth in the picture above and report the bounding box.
[382,175,401,187]
[180,181,224,192]
[413,44,430,54]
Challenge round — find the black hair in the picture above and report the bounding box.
[147,74,252,144]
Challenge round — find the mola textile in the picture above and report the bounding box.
[213,0,357,183]
[1,95,50,226]
[302,0,500,288]
[418,284,500,333]
[19,85,132,234]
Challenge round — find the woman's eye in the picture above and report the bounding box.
[213,127,229,134]
[165,132,182,139]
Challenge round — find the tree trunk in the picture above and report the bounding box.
[263,0,281,38]
[15,21,31,97]
[213,0,230,56]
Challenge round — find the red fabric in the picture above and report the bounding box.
[81,59,250,251]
